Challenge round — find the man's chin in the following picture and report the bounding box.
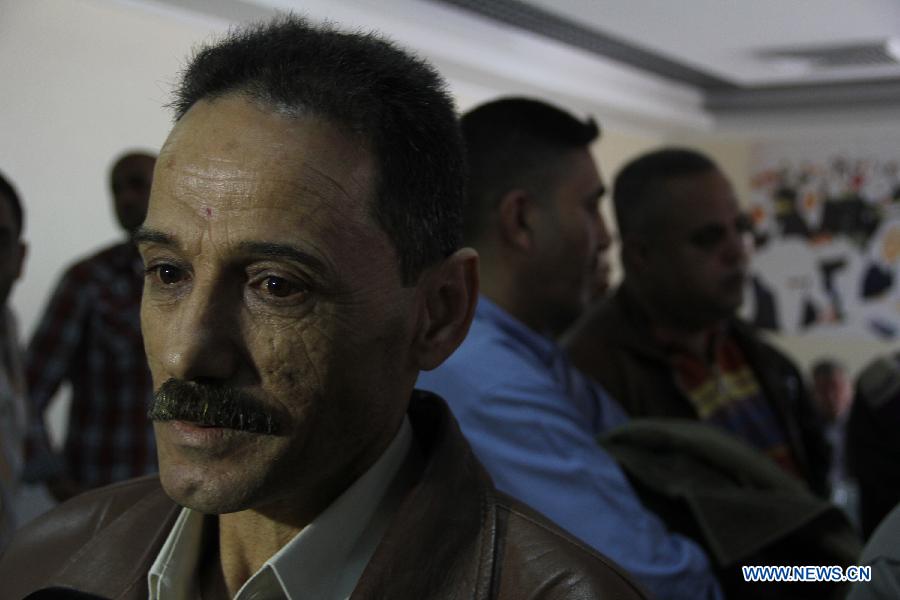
[710,301,742,324]
[159,464,259,515]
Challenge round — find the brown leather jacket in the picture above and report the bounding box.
[564,286,830,498]
[0,392,647,599]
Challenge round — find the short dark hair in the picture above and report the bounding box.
[614,147,719,237]
[812,358,845,380]
[461,97,600,243]
[173,15,464,284]
[0,170,23,236]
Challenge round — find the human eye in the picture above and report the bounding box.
[690,226,725,250]
[145,262,189,286]
[248,271,310,305]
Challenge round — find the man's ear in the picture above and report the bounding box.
[413,248,479,371]
[497,189,535,252]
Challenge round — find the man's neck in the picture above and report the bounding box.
[215,510,303,596]
[482,288,559,337]
[479,267,562,337]
[202,414,409,596]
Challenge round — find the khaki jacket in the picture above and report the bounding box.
[0,392,646,599]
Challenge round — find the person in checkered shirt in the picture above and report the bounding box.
[23,152,158,501]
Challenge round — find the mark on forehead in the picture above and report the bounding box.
[205,206,213,218]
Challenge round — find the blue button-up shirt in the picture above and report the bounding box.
[417,296,722,600]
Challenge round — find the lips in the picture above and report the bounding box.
[160,419,256,455]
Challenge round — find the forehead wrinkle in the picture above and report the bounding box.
[167,156,371,227]
[160,98,377,230]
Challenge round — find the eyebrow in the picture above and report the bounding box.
[690,215,752,237]
[133,227,174,246]
[234,241,330,277]
[133,227,331,277]
[689,223,727,240]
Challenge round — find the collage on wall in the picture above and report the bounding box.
[743,137,900,341]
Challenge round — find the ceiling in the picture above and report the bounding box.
[434,0,900,113]
[134,0,900,128]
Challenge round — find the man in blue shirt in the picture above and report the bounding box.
[417,98,722,599]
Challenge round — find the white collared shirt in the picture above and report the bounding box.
[148,416,413,600]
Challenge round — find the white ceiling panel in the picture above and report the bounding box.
[524,0,900,85]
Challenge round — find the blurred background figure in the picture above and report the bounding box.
[810,358,858,525]
[565,148,830,498]
[0,170,26,552]
[23,151,157,501]
[847,350,900,539]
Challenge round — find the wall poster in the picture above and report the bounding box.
[745,138,900,341]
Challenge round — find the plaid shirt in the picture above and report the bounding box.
[25,241,156,488]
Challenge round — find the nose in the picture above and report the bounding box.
[723,235,750,273]
[159,280,244,384]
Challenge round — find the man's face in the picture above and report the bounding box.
[529,148,609,333]
[0,193,24,307]
[138,95,418,514]
[639,169,751,327]
[813,370,853,422]
[111,154,155,233]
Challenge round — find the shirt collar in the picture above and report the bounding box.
[147,507,204,600]
[148,415,413,600]
[475,295,561,367]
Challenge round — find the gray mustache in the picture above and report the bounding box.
[148,378,283,434]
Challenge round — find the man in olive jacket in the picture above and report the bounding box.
[0,16,645,600]
[565,148,829,498]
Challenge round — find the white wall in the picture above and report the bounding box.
[0,0,230,338]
